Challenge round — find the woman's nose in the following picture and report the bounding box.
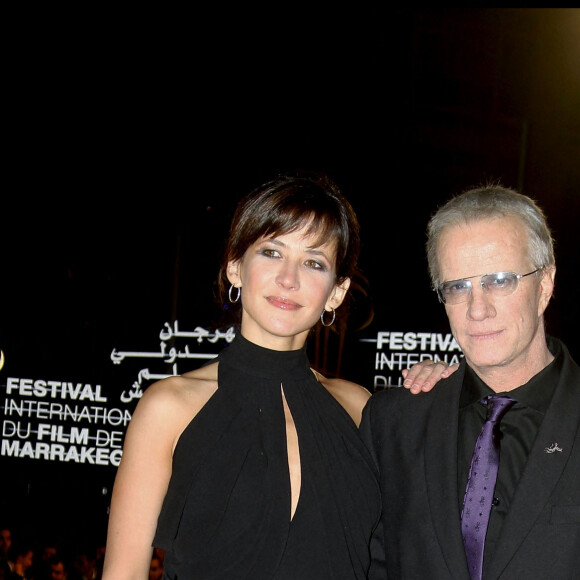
[276,262,300,290]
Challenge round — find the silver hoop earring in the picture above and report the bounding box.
[228,284,241,303]
[320,308,335,327]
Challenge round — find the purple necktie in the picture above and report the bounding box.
[461,395,515,580]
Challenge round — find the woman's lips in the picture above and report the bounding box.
[266,296,302,310]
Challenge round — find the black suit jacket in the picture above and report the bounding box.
[360,339,580,579]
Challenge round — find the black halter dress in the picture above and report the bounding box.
[153,333,380,579]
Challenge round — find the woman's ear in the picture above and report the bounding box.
[325,277,351,311]
[226,260,242,287]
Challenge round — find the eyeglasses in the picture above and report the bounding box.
[436,268,542,305]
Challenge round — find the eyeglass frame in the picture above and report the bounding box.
[435,268,543,304]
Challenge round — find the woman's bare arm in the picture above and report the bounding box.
[102,372,216,579]
[102,381,178,579]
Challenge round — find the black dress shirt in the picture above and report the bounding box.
[457,336,563,563]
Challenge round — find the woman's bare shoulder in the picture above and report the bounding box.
[144,361,219,404]
[130,362,220,448]
[313,370,371,427]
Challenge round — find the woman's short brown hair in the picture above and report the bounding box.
[216,172,361,328]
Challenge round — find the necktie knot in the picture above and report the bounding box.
[484,395,515,423]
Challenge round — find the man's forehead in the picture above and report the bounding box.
[438,218,529,277]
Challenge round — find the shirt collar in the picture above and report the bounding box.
[459,336,563,413]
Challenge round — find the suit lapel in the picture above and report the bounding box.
[486,352,580,578]
[425,365,471,580]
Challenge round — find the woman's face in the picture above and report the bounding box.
[227,223,350,350]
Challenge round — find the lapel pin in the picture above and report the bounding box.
[544,442,563,454]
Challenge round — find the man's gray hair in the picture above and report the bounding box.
[426,184,555,288]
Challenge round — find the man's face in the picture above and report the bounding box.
[21,550,34,570]
[50,562,67,580]
[437,216,554,380]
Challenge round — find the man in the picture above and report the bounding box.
[361,185,579,579]
[46,555,68,580]
[6,541,33,580]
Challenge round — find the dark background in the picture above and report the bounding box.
[2,7,579,557]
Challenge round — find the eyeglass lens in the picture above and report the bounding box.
[439,272,521,304]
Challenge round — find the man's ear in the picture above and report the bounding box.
[538,265,556,316]
[325,277,351,311]
[226,260,242,287]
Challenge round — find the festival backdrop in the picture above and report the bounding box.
[2,8,579,555]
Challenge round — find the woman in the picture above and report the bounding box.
[102,173,453,579]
